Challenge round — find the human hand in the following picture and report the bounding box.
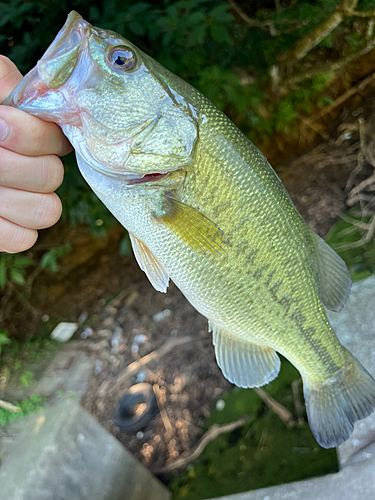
[0,56,72,253]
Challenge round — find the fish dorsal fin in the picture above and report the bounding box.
[129,233,169,293]
[315,233,352,312]
[153,196,226,256]
[210,322,280,388]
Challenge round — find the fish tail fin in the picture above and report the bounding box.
[303,356,375,448]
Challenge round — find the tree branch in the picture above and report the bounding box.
[228,0,309,37]
[0,399,21,412]
[282,35,375,88]
[279,0,360,64]
[304,71,375,125]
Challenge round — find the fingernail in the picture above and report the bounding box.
[0,117,9,141]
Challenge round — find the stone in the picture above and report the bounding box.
[327,275,375,468]
[50,322,79,342]
[0,398,171,500]
[3,342,94,403]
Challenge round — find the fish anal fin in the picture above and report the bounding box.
[210,322,280,388]
[315,233,352,312]
[153,196,226,256]
[129,233,169,293]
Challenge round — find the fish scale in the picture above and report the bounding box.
[4,11,375,449]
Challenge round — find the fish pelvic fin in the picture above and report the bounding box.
[210,322,280,388]
[303,354,375,449]
[315,233,352,312]
[153,196,227,256]
[129,233,170,292]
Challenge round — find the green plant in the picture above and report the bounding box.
[0,254,33,289]
[39,242,72,273]
[0,394,46,426]
[19,370,35,388]
[325,212,375,281]
[0,330,11,355]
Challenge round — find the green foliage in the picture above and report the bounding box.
[0,330,11,355]
[0,335,59,372]
[19,370,35,387]
[325,212,375,281]
[119,233,132,256]
[0,254,33,289]
[39,243,72,273]
[0,394,46,426]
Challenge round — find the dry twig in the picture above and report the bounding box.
[153,415,250,472]
[254,388,296,427]
[291,380,304,424]
[153,384,173,437]
[304,72,375,126]
[279,0,360,64]
[0,399,21,412]
[228,0,309,37]
[111,336,193,391]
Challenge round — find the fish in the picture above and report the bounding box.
[4,11,375,448]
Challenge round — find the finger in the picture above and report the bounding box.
[0,217,38,253]
[0,148,64,193]
[0,56,23,103]
[0,186,62,230]
[0,105,72,157]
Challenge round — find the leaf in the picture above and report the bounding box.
[13,256,33,269]
[0,332,11,346]
[209,4,234,24]
[10,268,25,286]
[0,265,7,289]
[128,2,150,16]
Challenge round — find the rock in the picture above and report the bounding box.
[327,275,375,468]
[152,309,171,322]
[3,342,94,403]
[0,398,170,500]
[50,322,79,342]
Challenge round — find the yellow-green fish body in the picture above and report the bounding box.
[5,11,375,448]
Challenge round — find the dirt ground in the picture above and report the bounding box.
[4,90,375,475]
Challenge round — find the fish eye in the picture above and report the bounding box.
[108,46,136,71]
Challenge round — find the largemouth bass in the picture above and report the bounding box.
[5,12,375,448]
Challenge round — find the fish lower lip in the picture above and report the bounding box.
[126,172,169,186]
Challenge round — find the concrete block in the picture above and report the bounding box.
[327,275,375,468]
[3,342,94,402]
[0,398,170,500]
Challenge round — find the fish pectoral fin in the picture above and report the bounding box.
[210,322,280,388]
[129,233,170,293]
[153,196,227,256]
[315,233,352,312]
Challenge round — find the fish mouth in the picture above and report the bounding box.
[3,11,89,117]
[125,171,170,186]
